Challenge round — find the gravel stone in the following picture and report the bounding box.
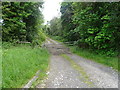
[36,38,118,88]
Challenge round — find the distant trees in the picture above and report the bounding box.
[59,2,120,56]
[60,2,76,41]
[48,17,62,36]
[2,2,45,45]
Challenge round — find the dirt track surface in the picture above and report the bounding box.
[36,38,118,88]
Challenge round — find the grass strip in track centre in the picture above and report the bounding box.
[69,46,118,71]
[61,54,94,87]
[2,44,50,88]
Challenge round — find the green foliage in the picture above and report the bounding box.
[60,2,120,56]
[2,2,45,46]
[50,36,65,42]
[2,42,13,49]
[31,29,46,47]
[47,17,62,36]
[2,2,26,42]
[2,44,50,88]
[60,2,76,41]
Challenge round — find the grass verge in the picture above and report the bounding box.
[69,46,118,71]
[2,44,50,88]
[30,58,50,88]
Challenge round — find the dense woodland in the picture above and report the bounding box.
[2,2,120,56]
[2,2,45,47]
[48,2,120,56]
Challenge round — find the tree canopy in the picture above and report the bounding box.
[48,2,120,56]
[2,2,45,45]
[60,2,120,56]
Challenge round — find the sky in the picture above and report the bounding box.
[42,0,63,24]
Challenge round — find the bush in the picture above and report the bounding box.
[2,42,13,49]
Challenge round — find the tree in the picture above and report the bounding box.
[59,2,120,56]
[48,17,62,36]
[2,2,45,45]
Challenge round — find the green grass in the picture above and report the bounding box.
[2,44,50,88]
[69,46,118,71]
[31,64,50,88]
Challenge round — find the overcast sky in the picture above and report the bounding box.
[42,0,63,24]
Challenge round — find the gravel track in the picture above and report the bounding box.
[36,38,118,88]
[67,54,118,88]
